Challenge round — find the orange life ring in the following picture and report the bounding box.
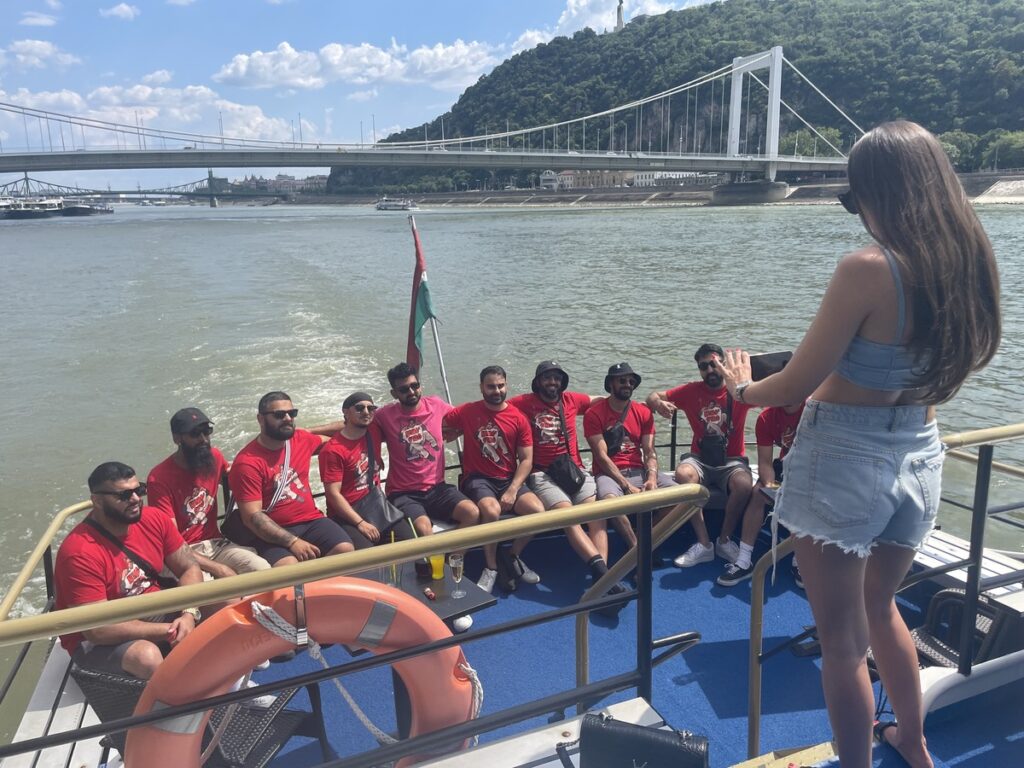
[124,576,475,767]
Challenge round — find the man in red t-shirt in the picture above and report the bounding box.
[228,391,353,567]
[647,343,753,569]
[55,461,203,679]
[509,361,628,592]
[148,407,269,577]
[319,392,416,549]
[717,401,807,587]
[444,365,544,593]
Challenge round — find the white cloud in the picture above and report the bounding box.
[2,40,81,70]
[142,69,173,85]
[20,12,58,27]
[512,29,552,53]
[346,88,377,102]
[100,4,141,21]
[214,37,496,91]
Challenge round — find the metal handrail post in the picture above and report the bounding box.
[670,411,678,468]
[636,508,654,702]
[958,443,993,676]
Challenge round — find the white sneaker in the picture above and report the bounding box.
[452,614,473,633]
[715,538,740,564]
[673,542,714,568]
[514,556,541,585]
[477,567,497,594]
[242,678,276,709]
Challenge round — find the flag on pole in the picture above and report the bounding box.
[406,216,437,371]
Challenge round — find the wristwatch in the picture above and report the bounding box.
[735,381,752,404]
[181,607,202,623]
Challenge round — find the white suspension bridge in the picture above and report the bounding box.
[0,47,858,186]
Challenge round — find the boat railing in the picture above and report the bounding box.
[745,421,1024,759]
[0,485,709,768]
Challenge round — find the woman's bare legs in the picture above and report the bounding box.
[864,542,934,768]
[794,536,874,768]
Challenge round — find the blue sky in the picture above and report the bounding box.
[0,0,706,187]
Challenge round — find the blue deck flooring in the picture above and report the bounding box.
[260,529,1024,768]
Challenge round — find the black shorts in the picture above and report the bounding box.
[257,517,352,565]
[462,475,527,504]
[389,483,470,523]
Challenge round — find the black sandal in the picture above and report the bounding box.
[873,720,898,746]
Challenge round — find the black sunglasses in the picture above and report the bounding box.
[396,382,422,395]
[351,403,378,413]
[188,425,214,438]
[697,360,718,371]
[838,190,859,215]
[95,483,147,502]
[261,408,299,419]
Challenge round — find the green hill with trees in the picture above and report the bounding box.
[327,0,1023,193]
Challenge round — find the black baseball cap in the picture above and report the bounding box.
[604,362,642,393]
[343,391,374,410]
[531,360,569,395]
[170,407,213,435]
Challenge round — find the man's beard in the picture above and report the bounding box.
[705,373,723,388]
[265,421,295,441]
[182,441,216,472]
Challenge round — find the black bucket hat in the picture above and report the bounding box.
[604,362,642,393]
[531,360,569,395]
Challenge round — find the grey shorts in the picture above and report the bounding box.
[527,471,597,508]
[677,455,751,492]
[72,614,172,676]
[773,399,942,558]
[595,469,678,498]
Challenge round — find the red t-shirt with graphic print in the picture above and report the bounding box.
[55,508,185,653]
[228,429,324,527]
[666,381,752,458]
[755,403,805,459]
[147,448,228,544]
[583,398,655,473]
[508,391,592,470]
[318,431,382,506]
[444,400,532,480]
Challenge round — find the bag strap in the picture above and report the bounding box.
[724,393,734,435]
[83,516,164,584]
[614,400,632,426]
[555,398,572,452]
[364,431,378,481]
[223,438,292,520]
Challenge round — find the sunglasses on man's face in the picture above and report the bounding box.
[838,190,859,215]
[351,404,377,413]
[188,425,214,438]
[396,382,422,395]
[95,483,147,502]
[261,408,299,420]
[697,360,718,372]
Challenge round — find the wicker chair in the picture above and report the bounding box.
[69,664,330,767]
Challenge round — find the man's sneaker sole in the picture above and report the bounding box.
[716,564,754,587]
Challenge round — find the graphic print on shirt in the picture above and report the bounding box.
[119,560,151,597]
[399,418,441,462]
[274,466,306,502]
[779,425,797,451]
[700,402,730,437]
[534,410,563,445]
[477,420,511,464]
[354,451,371,492]
[182,486,215,528]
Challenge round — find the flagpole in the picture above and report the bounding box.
[408,215,455,406]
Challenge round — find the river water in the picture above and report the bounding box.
[0,202,1021,617]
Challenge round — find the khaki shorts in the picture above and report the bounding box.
[192,537,270,577]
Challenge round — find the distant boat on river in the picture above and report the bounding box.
[375,196,418,211]
[4,197,64,219]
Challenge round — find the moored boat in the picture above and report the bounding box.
[61,201,115,216]
[376,196,419,211]
[4,197,64,219]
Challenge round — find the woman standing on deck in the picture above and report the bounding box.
[717,120,1001,768]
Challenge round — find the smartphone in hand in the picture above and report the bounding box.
[750,351,793,381]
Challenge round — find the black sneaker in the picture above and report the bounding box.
[596,580,631,618]
[496,546,518,592]
[716,562,754,587]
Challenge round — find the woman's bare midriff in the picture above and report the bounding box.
[813,373,936,420]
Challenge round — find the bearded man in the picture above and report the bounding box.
[148,407,270,577]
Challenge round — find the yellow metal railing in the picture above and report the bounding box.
[0,485,707,648]
[745,421,1024,759]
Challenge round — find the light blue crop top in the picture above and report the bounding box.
[835,248,928,390]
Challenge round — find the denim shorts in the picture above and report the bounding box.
[773,399,943,558]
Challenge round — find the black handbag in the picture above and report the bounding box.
[556,713,709,768]
[356,434,405,529]
[544,399,586,495]
[602,401,632,456]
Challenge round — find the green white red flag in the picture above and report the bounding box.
[406,217,437,371]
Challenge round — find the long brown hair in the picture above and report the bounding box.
[846,120,1001,404]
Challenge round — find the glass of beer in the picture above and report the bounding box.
[449,554,465,599]
[429,553,445,580]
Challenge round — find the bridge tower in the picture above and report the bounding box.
[207,168,218,208]
[727,46,783,180]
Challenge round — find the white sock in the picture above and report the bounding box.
[736,542,754,570]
